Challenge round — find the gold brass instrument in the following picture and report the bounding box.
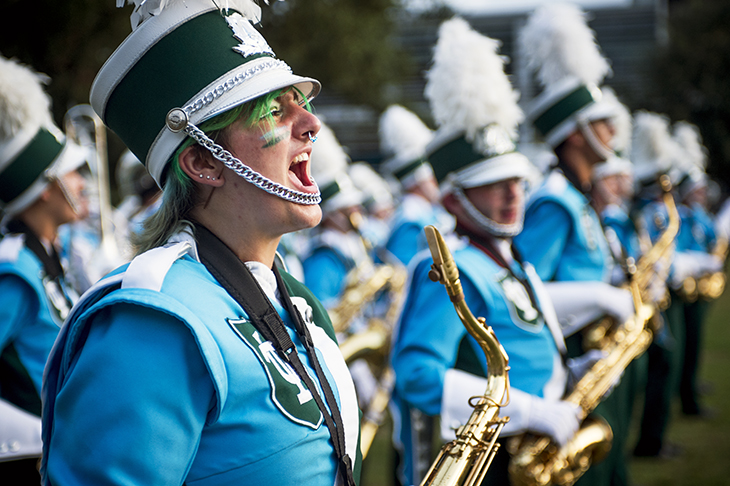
[583,175,679,350]
[337,262,407,458]
[418,225,510,486]
[678,237,728,303]
[63,104,125,291]
[330,209,410,457]
[508,175,679,486]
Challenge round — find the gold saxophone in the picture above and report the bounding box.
[677,237,728,303]
[337,262,408,458]
[418,225,510,486]
[583,175,678,350]
[507,175,679,486]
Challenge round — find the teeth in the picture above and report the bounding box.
[291,153,309,165]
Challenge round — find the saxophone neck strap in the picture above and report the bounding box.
[193,223,356,486]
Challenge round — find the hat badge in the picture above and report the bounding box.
[226,13,275,59]
[475,124,515,158]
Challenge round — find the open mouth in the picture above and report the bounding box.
[289,152,317,192]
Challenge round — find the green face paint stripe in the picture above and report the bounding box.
[428,135,484,184]
[260,126,290,148]
[105,10,273,163]
[0,128,62,204]
[533,85,595,137]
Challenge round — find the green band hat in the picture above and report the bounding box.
[0,125,89,219]
[527,77,614,148]
[90,0,321,187]
[427,125,533,193]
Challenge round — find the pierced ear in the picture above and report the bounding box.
[178,145,224,186]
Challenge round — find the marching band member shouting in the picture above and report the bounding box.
[41,1,361,485]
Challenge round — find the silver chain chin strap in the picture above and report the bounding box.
[167,108,321,206]
[452,183,524,238]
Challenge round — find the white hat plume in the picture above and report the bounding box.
[520,2,611,89]
[672,121,707,172]
[118,0,265,29]
[630,111,675,182]
[379,104,433,161]
[0,56,55,142]
[424,16,523,141]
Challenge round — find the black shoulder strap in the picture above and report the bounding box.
[194,224,356,486]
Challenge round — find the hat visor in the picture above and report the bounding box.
[448,151,534,190]
[148,58,320,185]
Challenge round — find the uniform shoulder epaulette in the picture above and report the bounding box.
[543,171,568,195]
[0,234,25,263]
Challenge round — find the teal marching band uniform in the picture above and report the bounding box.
[391,233,570,485]
[42,232,361,485]
[0,54,88,479]
[391,16,584,486]
[41,1,362,484]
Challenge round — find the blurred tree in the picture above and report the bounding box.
[262,0,414,110]
[0,0,411,199]
[644,0,730,187]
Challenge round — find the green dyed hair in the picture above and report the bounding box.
[132,87,311,254]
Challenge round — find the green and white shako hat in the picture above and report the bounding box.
[90,0,321,188]
[519,3,615,148]
[630,111,676,186]
[0,55,89,219]
[378,104,435,190]
[672,121,708,200]
[593,87,634,181]
[309,122,363,214]
[423,17,533,194]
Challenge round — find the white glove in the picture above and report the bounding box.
[0,399,42,462]
[526,396,582,447]
[566,349,606,388]
[646,273,669,305]
[545,282,635,336]
[671,251,724,288]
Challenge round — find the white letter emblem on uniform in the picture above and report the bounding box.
[228,318,324,429]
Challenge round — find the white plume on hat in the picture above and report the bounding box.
[309,122,363,213]
[379,105,433,161]
[672,121,707,172]
[672,121,708,198]
[0,56,55,142]
[424,16,523,141]
[630,111,675,184]
[604,87,632,154]
[520,2,611,90]
[378,104,435,190]
[592,87,633,181]
[119,0,264,29]
[349,161,394,214]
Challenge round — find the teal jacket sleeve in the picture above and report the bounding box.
[302,247,349,308]
[391,259,485,415]
[514,200,572,281]
[44,303,215,486]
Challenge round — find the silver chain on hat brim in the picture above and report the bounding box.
[167,109,321,206]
